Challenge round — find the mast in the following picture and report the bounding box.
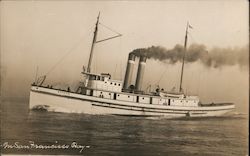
[84,13,122,88]
[179,22,189,93]
[87,12,100,73]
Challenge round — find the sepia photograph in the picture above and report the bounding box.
[1,0,249,155]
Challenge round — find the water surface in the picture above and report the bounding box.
[1,99,248,155]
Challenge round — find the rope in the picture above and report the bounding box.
[43,22,122,78]
[44,28,93,77]
[99,22,122,35]
[45,37,82,76]
[189,33,197,43]
[155,65,168,86]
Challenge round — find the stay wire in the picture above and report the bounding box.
[45,27,93,77]
[99,22,122,35]
[155,66,168,87]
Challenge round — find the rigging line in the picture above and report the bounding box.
[99,22,122,35]
[94,50,97,73]
[119,36,123,80]
[45,43,78,76]
[114,64,117,79]
[35,66,39,83]
[188,33,197,43]
[155,65,168,86]
[45,30,93,76]
[95,34,122,43]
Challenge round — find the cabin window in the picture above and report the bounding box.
[109,93,111,95]
[90,75,96,80]
[128,95,130,98]
[90,90,93,96]
[142,97,144,99]
[118,94,120,96]
[136,96,139,102]
[100,92,102,94]
[114,83,116,85]
[110,83,112,85]
[97,76,101,80]
[118,84,120,86]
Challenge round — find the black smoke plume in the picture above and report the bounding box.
[130,44,248,68]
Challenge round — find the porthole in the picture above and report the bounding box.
[114,83,116,85]
[128,96,130,98]
[142,97,144,99]
[118,84,120,86]
[110,83,112,85]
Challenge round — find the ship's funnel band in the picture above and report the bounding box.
[139,56,147,62]
[128,60,135,64]
[128,53,136,61]
[139,62,146,66]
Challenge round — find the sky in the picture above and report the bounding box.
[0,1,249,112]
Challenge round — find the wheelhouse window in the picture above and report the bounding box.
[89,75,96,80]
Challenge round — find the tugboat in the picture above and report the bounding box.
[29,13,235,117]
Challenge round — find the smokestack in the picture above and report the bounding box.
[123,53,136,89]
[135,56,147,91]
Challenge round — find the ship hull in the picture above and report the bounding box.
[29,87,235,118]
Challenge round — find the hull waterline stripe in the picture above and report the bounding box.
[92,103,187,114]
[30,89,234,112]
[111,114,164,117]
